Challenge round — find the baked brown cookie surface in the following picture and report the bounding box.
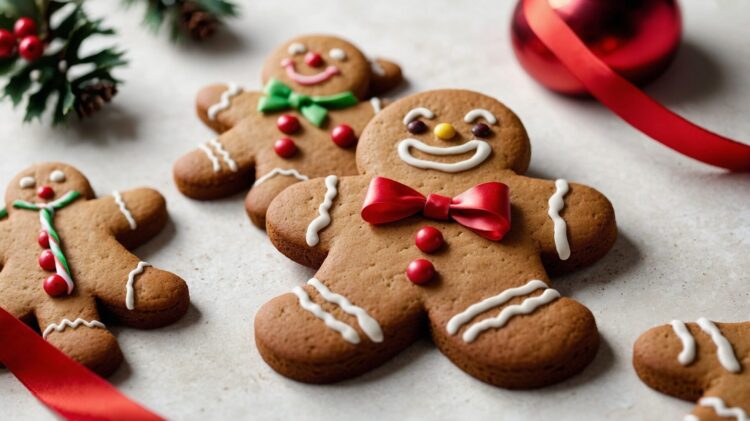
[173,34,404,228]
[258,89,617,388]
[0,163,189,376]
[634,319,749,420]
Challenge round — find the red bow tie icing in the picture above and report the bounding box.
[361,177,511,241]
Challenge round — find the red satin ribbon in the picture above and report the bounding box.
[523,0,750,171]
[0,307,164,421]
[361,177,511,241]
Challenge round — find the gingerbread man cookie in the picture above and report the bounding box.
[0,163,189,376]
[173,34,403,228]
[634,318,749,420]
[256,90,617,387]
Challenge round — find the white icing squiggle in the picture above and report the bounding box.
[307,278,383,342]
[208,138,238,172]
[207,83,242,121]
[125,262,151,311]
[695,397,748,421]
[198,143,221,172]
[463,108,497,125]
[402,107,434,125]
[293,285,360,344]
[696,318,741,373]
[397,138,492,173]
[370,97,382,114]
[670,320,696,366]
[547,179,571,261]
[253,168,309,187]
[447,279,559,343]
[112,191,137,230]
[42,318,105,339]
[306,175,338,246]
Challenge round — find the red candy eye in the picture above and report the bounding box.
[304,52,323,68]
[471,123,492,138]
[277,114,300,134]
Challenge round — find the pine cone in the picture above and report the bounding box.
[74,82,118,119]
[180,1,218,41]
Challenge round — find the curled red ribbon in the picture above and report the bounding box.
[361,177,511,241]
[0,307,164,421]
[522,0,750,171]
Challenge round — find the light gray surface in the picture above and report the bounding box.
[1,1,749,420]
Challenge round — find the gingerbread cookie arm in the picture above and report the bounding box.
[367,58,403,97]
[87,188,168,250]
[508,174,617,274]
[195,83,256,133]
[0,216,9,269]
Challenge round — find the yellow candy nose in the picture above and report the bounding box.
[434,123,456,140]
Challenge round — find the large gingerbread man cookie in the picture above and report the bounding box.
[256,89,617,387]
[634,318,749,420]
[0,163,189,376]
[173,34,403,228]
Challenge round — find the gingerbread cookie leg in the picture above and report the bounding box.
[367,59,403,97]
[34,294,123,376]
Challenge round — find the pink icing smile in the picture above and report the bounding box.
[281,58,340,86]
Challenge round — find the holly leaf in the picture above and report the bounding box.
[143,1,165,32]
[51,4,85,40]
[52,83,74,125]
[24,81,55,122]
[0,0,40,21]
[77,48,126,68]
[192,0,237,17]
[4,69,32,106]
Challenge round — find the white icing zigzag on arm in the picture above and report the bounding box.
[42,318,106,339]
[112,190,137,230]
[207,82,242,121]
[670,320,696,366]
[696,397,748,421]
[125,261,151,310]
[253,168,309,187]
[696,318,741,373]
[306,176,338,246]
[547,179,571,260]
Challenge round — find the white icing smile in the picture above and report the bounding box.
[397,138,492,173]
[281,58,339,86]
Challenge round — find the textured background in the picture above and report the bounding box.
[1,0,749,419]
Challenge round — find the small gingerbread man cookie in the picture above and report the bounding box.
[0,163,189,376]
[634,318,749,420]
[256,89,617,387]
[173,34,403,228]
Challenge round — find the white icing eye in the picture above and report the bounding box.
[329,48,347,61]
[49,170,66,182]
[463,109,498,125]
[287,43,307,55]
[403,107,435,125]
[19,176,35,189]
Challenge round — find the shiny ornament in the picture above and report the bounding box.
[331,124,357,148]
[406,258,435,285]
[43,274,68,297]
[511,0,681,95]
[18,35,44,61]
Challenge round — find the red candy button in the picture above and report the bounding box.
[407,259,435,285]
[304,52,323,67]
[43,274,67,297]
[274,138,298,158]
[277,114,300,134]
[39,250,55,272]
[37,185,54,199]
[415,226,445,254]
[331,124,356,148]
[38,231,50,248]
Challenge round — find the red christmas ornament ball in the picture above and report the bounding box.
[18,35,44,61]
[511,0,682,95]
[39,249,56,272]
[0,29,15,58]
[38,231,50,248]
[415,226,445,254]
[406,258,436,285]
[331,124,357,148]
[277,114,300,134]
[44,274,68,297]
[14,17,38,39]
[274,137,298,158]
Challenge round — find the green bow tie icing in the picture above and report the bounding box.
[13,191,81,295]
[0,206,7,219]
[257,78,358,127]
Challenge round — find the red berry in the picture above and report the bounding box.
[406,259,436,285]
[415,226,445,254]
[304,52,323,67]
[18,35,44,61]
[39,250,56,272]
[14,17,38,39]
[38,231,50,248]
[37,185,54,199]
[276,114,300,134]
[331,124,357,148]
[43,274,68,297]
[0,29,16,58]
[274,138,298,158]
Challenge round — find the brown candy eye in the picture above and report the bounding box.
[471,123,492,138]
[407,120,428,134]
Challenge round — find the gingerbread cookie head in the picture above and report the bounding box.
[262,35,373,99]
[6,163,94,206]
[356,89,531,182]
